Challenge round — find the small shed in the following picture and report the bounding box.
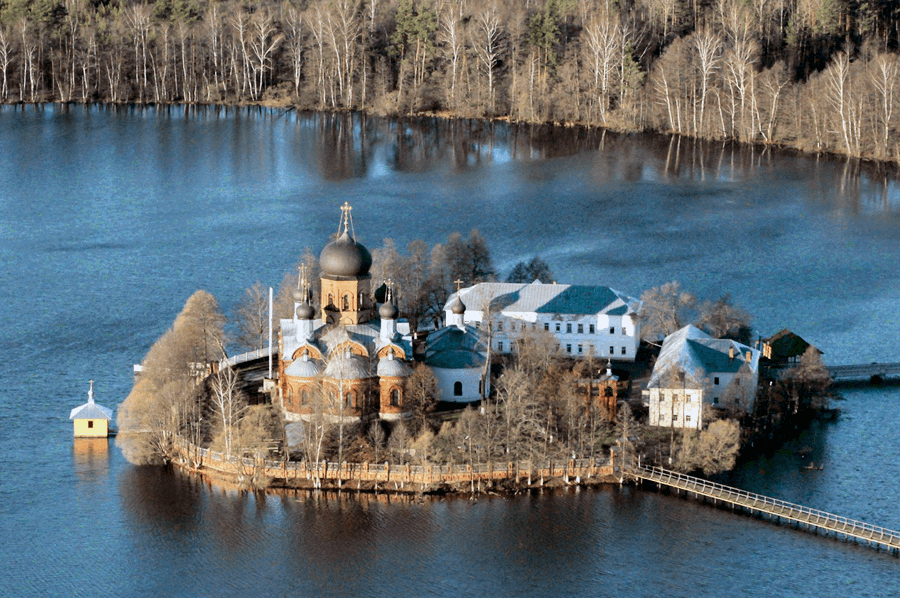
[69,380,113,438]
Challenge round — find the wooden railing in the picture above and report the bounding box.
[634,465,900,552]
[827,362,900,382]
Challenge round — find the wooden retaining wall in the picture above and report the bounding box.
[171,438,616,488]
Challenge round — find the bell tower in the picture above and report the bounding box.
[318,202,374,325]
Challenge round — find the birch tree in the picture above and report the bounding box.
[0,24,10,100]
[583,7,622,123]
[868,53,898,159]
[475,7,501,115]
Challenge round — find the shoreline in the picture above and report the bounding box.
[164,436,621,495]
[6,99,900,172]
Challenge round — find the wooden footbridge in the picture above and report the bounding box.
[633,465,900,554]
[827,362,900,383]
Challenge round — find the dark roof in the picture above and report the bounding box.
[426,349,485,369]
[765,329,821,360]
[319,230,372,278]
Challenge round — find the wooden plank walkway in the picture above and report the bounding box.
[634,465,900,554]
[828,362,900,382]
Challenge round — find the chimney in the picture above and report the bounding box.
[729,346,735,360]
[746,350,752,362]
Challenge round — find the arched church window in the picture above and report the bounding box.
[604,386,614,397]
[343,294,350,311]
[390,388,401,407]
[454,381,463,396]
[301,389,309,405]
[345,391,354,408]
[328,294,334,307]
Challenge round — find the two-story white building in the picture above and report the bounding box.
[443,280,641,360]
[647,325,760,429]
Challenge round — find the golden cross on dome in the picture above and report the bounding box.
[454,279,464,293]
[338,201,356,239]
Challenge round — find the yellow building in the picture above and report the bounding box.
[69,380,113,438]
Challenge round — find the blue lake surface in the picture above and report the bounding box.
[0,105,898,597]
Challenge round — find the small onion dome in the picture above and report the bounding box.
[319,230,372,277]
[449,295,466,314]
[376,353,411,378]
[324,353,370,380]
[295,302,315,320]
[285,354,321,378]
[379,301,399,320]
[291,287,305,301]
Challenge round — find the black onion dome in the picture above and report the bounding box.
[295,302,315,320]
[379,301,399,320]
[319,230,372,277]
[449,295,466,314]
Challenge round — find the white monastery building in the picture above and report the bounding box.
[444,281,642,360]
[647,325,761,429]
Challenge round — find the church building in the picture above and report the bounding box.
[278,203,485,422]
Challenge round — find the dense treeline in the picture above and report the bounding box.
[2,0,900,161]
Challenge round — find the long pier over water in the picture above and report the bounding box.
[827,362,900,383]
[633,465,900,554]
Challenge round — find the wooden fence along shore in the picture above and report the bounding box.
[171,437,618,489]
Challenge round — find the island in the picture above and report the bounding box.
[117,202,835,496]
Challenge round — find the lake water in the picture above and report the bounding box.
[0,105,898,597]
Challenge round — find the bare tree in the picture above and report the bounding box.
[439,8,465,110]
[236,281,268,352]
[868,53,899,159]
[583,7,622,124]
[248,9,283,101]
[404,363,439,434]
[678,418,741,475]
[635,281,697,343]
[694,29,723,137]
[283,4,304,99]
[694,294,751,340]
[0,25,11,101]
[209,364,247,457]
[475,7,502,114]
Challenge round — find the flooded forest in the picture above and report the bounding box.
[2,0,900,162]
